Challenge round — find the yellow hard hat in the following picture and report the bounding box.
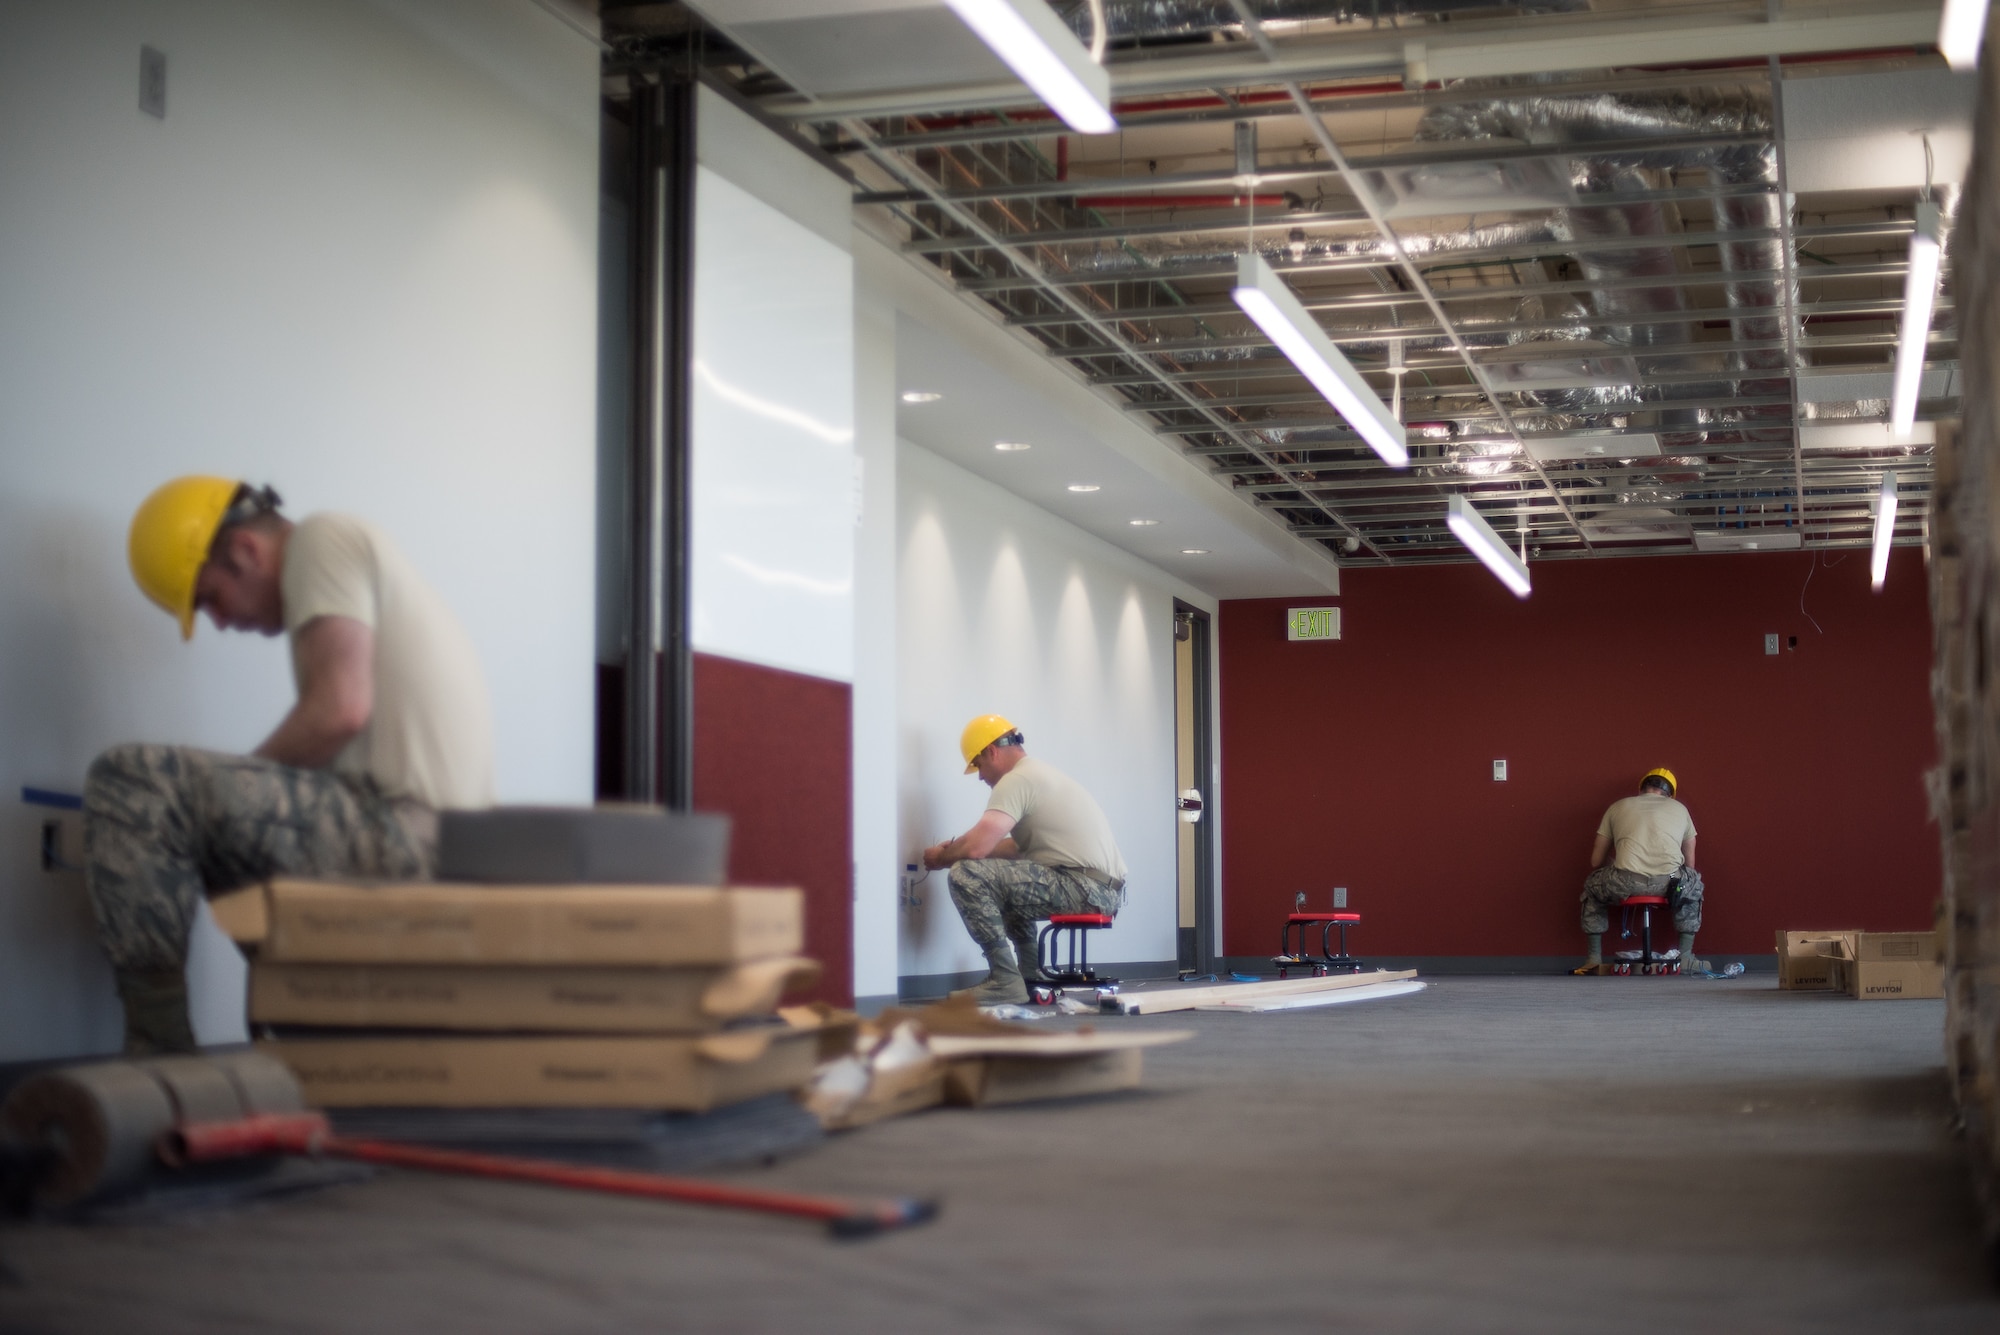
[960,714,1019,773]
[1642,767,1677,796]
[128,476,240,640]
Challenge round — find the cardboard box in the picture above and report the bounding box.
[436,806,730,885]
[247,957,820,1032]
[211,879,801,966]
[807,1059,948,1131]
[1776,931,1859,990]
[1831,931,1943,1000]
[942,1047,1145,1107]
[259,1026,818,1109]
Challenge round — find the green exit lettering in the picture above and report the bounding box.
[1287,607,1340,641]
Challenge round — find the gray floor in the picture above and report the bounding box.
[3,977,1995,1333]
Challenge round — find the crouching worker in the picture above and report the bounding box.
[86,477,494,1053]
[922,715,1127,1005]
[1576,767,1706,975]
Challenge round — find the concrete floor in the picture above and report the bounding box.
[2,976,1995,1333]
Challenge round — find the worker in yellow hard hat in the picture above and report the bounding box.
[921,715,1128,1004]
[1577,767,1715,976]
[83,476,494,1053]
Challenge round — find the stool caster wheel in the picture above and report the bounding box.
[1313,965,1329,978]
[1030,985,1056,1006]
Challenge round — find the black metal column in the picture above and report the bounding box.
[625,76,695,808]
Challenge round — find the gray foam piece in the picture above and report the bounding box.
[436,806,731,885]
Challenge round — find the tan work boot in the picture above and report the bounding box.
[950,944,1029,1006]
[115,968,197,1054]
[1010,931,1045,986]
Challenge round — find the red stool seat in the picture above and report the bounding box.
[1035,914,1117,996]
[1276,907,1364,976]
[1608,895,1677,974]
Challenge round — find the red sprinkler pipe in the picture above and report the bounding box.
[162,1112,938,1239]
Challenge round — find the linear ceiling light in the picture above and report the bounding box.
[1232,254,1408,468]
[943,0,1115,135]
[1446,495,1531,599]
[1891,200,1942,438]
[1871,470,1899,591]
[1941,0,1990,69]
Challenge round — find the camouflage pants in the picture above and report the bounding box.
[947,858,1123,973]
[83,744,431,973]
[1580,864,1705,935]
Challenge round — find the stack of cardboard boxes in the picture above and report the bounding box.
[210,809,823,1112]
[1776,930,1942,999]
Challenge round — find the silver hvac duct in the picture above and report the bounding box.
[1058,0,1589,44]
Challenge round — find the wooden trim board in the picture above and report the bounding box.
[1113,969,1419,1015]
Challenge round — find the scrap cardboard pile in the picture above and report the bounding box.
[1777,929,1942,999]
[802,994,1191,1130]
[210,808,826,1111]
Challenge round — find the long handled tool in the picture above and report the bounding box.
[161,1111,937,1238]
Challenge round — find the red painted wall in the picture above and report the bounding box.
[1219,549,1939,960]
[692,653,852,1005]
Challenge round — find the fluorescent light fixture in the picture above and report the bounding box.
[1128,518,1159,526]
[1180,548,1209,555]
[1232,254,1408,468]
[1891,201,1942,438]
[1446,494,1530,598]
[1067,483,1100,492]
[1941,0,1990,70]
[1693,531,1803,552]
[994,440,1031,451]
[1872,470,1899,590]
[900,390,942,403]
[943,0,1115,135]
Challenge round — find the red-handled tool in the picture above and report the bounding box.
[160,1113,937,1238]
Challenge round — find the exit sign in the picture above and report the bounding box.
[1287,606,1340,641]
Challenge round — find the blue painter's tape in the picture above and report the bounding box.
[21,787,83,811]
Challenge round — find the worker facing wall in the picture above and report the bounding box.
[1220,548,1937,962]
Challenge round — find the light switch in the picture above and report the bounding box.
[1493,759,1507,781]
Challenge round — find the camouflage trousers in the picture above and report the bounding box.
[947,858,1123,974]
[1580,864,1705,936]
[83,744,432,973]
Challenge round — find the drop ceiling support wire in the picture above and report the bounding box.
[842,116,1392,564]
[1227,0,1593,555]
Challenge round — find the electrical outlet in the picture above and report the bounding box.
[1493,759,1507,781]
[1333,886,1348,909]
[1764,633,1779,655]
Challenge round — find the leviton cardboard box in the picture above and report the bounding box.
[1830,931,1943,1000]
[212,879,801,966]
[247,957,820,1032]
[260,1025,818,1109]
[1776,931,1858,990]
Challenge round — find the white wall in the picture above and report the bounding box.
[0,0,600,1059]
[896,441,1215,981]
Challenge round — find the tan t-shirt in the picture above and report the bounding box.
[1597,793,1695,876]
[282,513,495,810]
[985,755,1127,883]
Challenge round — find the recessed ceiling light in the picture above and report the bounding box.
[1180,548,1209,555]
[901,390,943,403]
[1128,518,1160,526]
[994,441,1031,452]
[1067,483,1100,492]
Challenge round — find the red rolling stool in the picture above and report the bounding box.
[1610,895,1679,975]
[1275,912,1364,977]
[1035,914,1117,995]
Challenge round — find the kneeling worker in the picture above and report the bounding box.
[86,477,494,1053]
[922,715,1127,1005]
[1577,767,1706,974]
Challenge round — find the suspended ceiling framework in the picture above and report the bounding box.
[634,0,1966,571]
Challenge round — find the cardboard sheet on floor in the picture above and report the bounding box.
[1195,979,1427,1012]
[210,879,802,965]
[1111,969,1419,1015]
